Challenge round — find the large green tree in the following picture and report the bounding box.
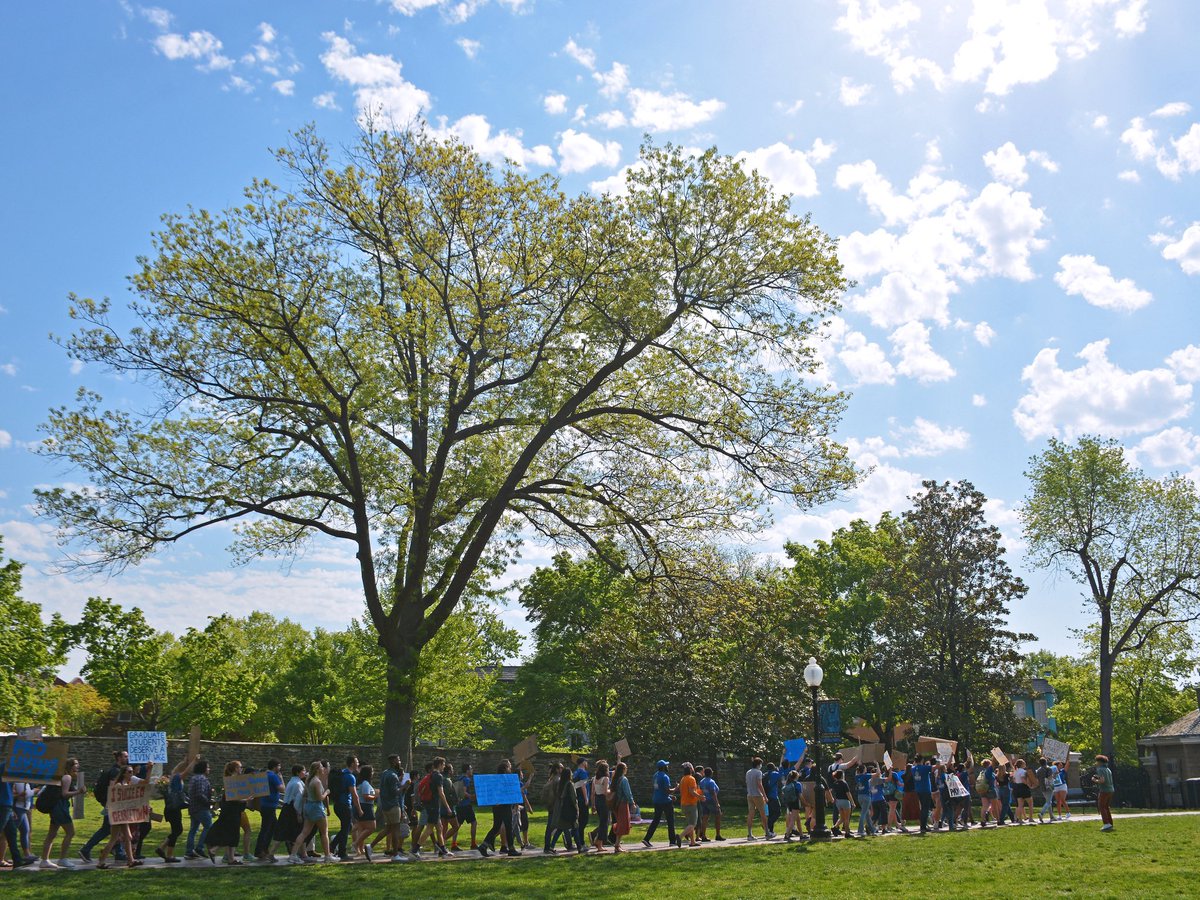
[37,125,854,755]
[1022,436,1200,760]
[0,537,67,731]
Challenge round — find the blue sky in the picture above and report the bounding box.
[2,0,1198,671]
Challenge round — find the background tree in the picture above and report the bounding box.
[51,681,112,736]
[0,537,66,730]
[887,480,1032,749]
[37,126,854,755]
[1022,436,1200,760]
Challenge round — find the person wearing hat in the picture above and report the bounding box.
[642,761,679,848]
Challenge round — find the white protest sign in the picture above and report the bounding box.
[1043,737,1070,763]
[936,741,954,765]
[946,774,970,798]
[127,731,168,764]
[108,781,150,825]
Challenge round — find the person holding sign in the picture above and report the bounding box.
[208,761,249,865]
[38,757,85,869]
[95,767,145,869]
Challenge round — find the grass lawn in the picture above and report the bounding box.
[4,805,1198,899]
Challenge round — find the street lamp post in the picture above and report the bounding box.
[805,656,832,841]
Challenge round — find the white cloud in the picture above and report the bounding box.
[593,109,627,129]
[69,359,84,375]
[839,76,872,106]
[543,92,568,115]
[837,330,896,385]
[1093,114,1109,129]
[320,32,431,125]
[1154,223,1200,275]
[0,519,56,562]
[588,163,640,196]
[556,129,621,175]
[225,74,253,94]
[1054,254,1152,311]
[627,88,724,131]
[140,6,172,29]
[974,321,996,345]
[775,99,804,116]
[312,91,339,110]
[389,0,527,23]
[1121,113,1200,180]
[594,62,629,99]
[271,79,295,96]
[734,139,834,198]
[837,0,1149,97]
[982,141,1058,186]
[972,393,988,406]
[1014,339,1194,440]
[1,363,16,376]
[889,321,956,383]
[1132,426,1200,469]
[0,429,11,449]
[154,30,233,71]
[434,114,554,168]
[1118,169,1141,182]
[456,37,481,59]
[1165,345,1200,382]
[1151,101,1191,118]
[893,417,970,456]
[562,38,596,70]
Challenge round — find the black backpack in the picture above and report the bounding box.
[327,768,345,801]
[94,766,117,806]
[35,784,62,813]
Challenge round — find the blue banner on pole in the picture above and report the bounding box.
[784,738,807,762]
[817,700,842,744]
[473,773,523,805]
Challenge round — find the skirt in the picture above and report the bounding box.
[277,804,302,843]
[207,802,246,847]
[613,801,632,837]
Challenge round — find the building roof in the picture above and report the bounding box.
[1144,708,1200,740]
[474,664,521,683]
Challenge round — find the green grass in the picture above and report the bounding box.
[5,807,1198,898]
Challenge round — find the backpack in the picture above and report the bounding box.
[94,766,116,806]
[882,778,897,800]
[781,781,798,804]
[327,768,345,801]
[35,784,62,813]
[417,773,433,804]
[975,771,989,795]
[165,776,189,811]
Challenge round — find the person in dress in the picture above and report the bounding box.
[95,766,144,869]
[608,761,634,854]
[207,761,248,865]
[38,757,85,869]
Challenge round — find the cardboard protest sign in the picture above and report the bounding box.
[966,749,976,768]
[17,726,43,741]
[858,742,886,765]
[889,750,908,770]
[783,738,807,762]
[946,774,970,799]
[892,722,914,745]
[936,742,954,764]
[614,738,631,760]
[848,722,880,743]
[4,739,68,785]
[512,735,538,765]
[189,726,202,759]
[474,773,523,805]
[1043,737,1070,763]
[915,736,957,759]
[223,772,271,801]
[108,781,150,825]
[991,747,1009,766]
[127,731,168,764]
[73,772,86,819]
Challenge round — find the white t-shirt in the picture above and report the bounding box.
[1013,768,1027,784]
[746,768,764,797]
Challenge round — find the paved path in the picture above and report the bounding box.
[7,809,1200,874]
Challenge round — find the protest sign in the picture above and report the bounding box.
[474,773,523,805]
[991,747,1009,766]
[935,742,954,764]
[783,738,807,762]
[223,772,271,801]
[73,772,85,819]
[946,774,970,798]
[17,726,43,741]
[883,751,892,770]
[848,722,880,743]
[614,738,631,760]
[892,722,914,745]
[3,739,68,785]
[966,749,976,768]
[858,742,886,765]
[1043,737,1070,763]
[915,736,957,759]
[108,781,150,825]
[889,750,907,770]
[189,726,201,759]
[127,731,168,764]
[512,735,538,765]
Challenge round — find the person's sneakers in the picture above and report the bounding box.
[206,847,216,863]
[642,838,653,848]
[765,831,777,840]
[287,854,302,864]
[745,833,757,841]
[1101,824,1114,832]
[505,848,522,857]
[39,859,60,870]
[714,835,726,841]
[184,852,199,860]
[411,848,422,859]
[57,858,77,869]
[78,848,92,863]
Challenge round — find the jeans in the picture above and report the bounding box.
[1040,793,1055,817]
[82,809,110,855]
[331,802,352,857]
[644,803,677,843]
[575,803,589,850]
[1,806,26,864]
[766,798,780,834]
[483,804,513,850]
[918,792,933,832]
[187,808,213,855]
[856,795,875,834]
[255,807,278,856]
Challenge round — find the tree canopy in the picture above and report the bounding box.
[37,124,854,753]
[0,537,67,731]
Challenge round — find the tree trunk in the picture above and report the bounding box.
[1099,648,1115,762]
[384,643,421,767]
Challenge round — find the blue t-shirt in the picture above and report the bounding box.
[985,767,997,788]
[457,774,474,807]
[912,764,933,795]
[573,767,591,803]
[855,773,871,796]
[870,777,885,803]
[892,771,904,793]
[652,771,672,805]
[260,770,284,810]
[765,771,782,801]
[341,769,357,807]
[700,776,718,804]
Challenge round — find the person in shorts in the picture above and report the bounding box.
[699,767,723,841]
[453,763,477,851]
[678,763,704,847]
[830,770,853,834]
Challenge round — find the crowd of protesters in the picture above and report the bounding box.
[0,745,1117,871]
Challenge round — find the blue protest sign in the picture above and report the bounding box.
[473,773,523,805]
[127,731,168,764]
[784,738,807,762]
[5,739,68,785]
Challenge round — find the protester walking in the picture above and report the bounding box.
[95,766,143,870]
[643,760,679,848]
[1094,756,1115,832]
[37,757,85,869]
[185,759,215,861]
[608,762,634,854]
[745,757,771,840]
[290,761,332,864]
[154,752,197,863]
